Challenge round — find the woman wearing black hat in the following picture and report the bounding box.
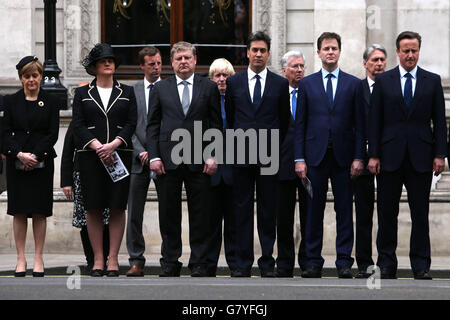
[3,56,60,277]
[72,43,137,277]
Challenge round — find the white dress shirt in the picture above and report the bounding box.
[247,67,267,102]
[399,65,417,97]
[96,86,112,110]
[367,77,375,94]
[321,67,340,99]
[175,73,195,106]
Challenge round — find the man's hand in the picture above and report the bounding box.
[150,160,166,175]
[63,186,73,200]
[433,157,445,176]
[139,152,149,166]
[368,157,381,175]
[203,158,218,176]
[350,160,364,179]
[295,161,307,179]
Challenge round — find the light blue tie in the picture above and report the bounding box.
[291,89,297,120]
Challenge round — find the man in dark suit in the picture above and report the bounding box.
[276,50,307,277]
[126,47,162,277]
[147,41,222,277]
[368,31,447,280]
[206,58,237,276]
[294,32,365,279]
[353,44,387,279]
[225,31,291,277]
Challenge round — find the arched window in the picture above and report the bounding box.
[102,0,251,77]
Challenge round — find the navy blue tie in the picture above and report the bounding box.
[253,74,261,107]
[404,73,413,111]
[220,95,227,129]
[326,73,334,109]
[291,89,297,120]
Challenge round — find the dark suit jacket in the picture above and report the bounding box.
[146,74,222,172]
[224,69,291,167]
[60,121,82,187]
[131,80,149,174]
[294,70,365,167]
[3,89,59,161]
[72,79,137,151]
[368,66,447,172]
[0,95,4,173]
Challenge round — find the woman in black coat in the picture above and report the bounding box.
[60,119,110,273]
[72,44,137,276]
[3,56,59,277]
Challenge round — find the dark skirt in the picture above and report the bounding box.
[77,150,131,211]
[6,157,54,218]
[72,171,110,228]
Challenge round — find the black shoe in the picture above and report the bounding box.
[90,269,104,277]
[32,271,45,278]
[275,269,294,278]
[14,263,27,278]
[413,270,432,280]
[337,267,353,279]
[260,269,275,278]
[301,266,322,278]
[355,271,371,279]
[159,266,181,277]
[105,269,120,277]
[191,265,208,277]
[380,268,397,279]
[231,269,251,277]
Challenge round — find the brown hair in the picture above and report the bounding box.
[396,31,422,49]
[138,46,161,65]
[317,32,341,50]
[18,60,43,78]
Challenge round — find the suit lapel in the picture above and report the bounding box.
[187,75,201,117]
[135,80,146,115]
[408,67,424,118]
[87,81,107,116]
[169,76,185,118]
[105,80,122,114]
[243,70,252,105]
[332,70,344,110]
[362,79,371,106]
[259,69,272,107]
[314,71,329,108]
[392,67,407,118]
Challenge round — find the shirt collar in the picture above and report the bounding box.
[367,77,375,88]
[321,67,340,80]
[144,77,161,88]
[248,67,268,81]
[176,73,195,85]
[289,85,297,94]
[399,65,418,79]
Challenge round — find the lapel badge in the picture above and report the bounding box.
[38,101,44,107]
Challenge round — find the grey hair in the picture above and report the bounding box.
[363,44,387,62]
[170,41,196,58]
[281,51,305,68]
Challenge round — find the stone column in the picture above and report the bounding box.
[366,0,398,70]
[397,0,449,78]
[313,0,367,78]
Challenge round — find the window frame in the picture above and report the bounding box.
[101,0,252,79]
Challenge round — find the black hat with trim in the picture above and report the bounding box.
[81,43,120,76]
[16,56,38,70]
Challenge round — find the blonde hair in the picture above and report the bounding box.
[208,58,235,79]
[18,60,43,78]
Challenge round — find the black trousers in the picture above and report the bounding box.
[155,164,211,270]
[276,178,307,272]
[205,181,236,274]
[376,155,432,272]
[233,165,278,272]
[353,173,375,271]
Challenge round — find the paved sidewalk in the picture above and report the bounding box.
[2,253,450,278]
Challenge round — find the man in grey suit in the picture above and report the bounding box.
[126,47,162,277]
